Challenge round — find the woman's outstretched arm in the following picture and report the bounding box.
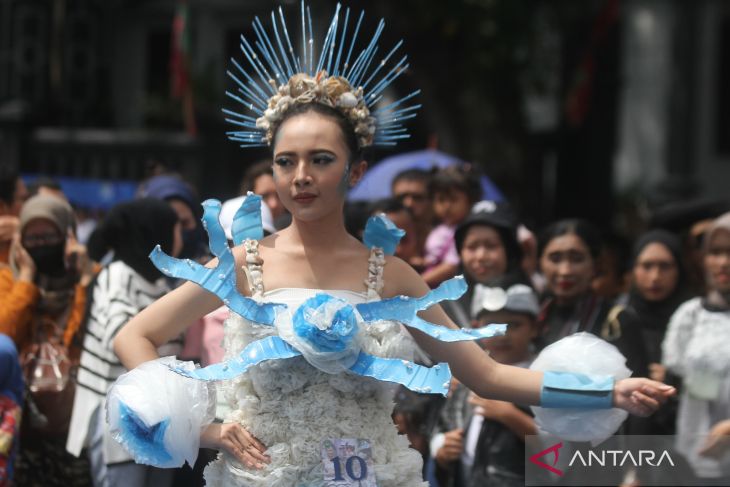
[382,257,675,416]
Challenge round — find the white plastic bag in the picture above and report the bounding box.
[106,356,214,468]
[530,333,631,443]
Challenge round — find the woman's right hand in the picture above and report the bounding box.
[11,234,35,282]
[201,422,271,469]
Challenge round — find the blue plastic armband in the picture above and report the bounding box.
[540,371,614,409]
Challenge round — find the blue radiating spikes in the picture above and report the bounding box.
[240,36,276,89]
[367,57,408,100]
[239,37,276,95]
[316,3,340,74]
[349,352,452,396]
[372,89,421,114]
[378,112,419,124]
[349,45,379,90]
[222,108,259,123]
[346,19,382,81]
[375,134,411,142]
[226,72,267,110]
[230,57,271,101]
[149,200,284,324]
[254,39,288,84]
[300,1,307,73]
[224,91,256,112]
[223,118,258,130]
[307,6,314,74]
[325,4,343,75]
[278,7,300,74]
[252,18,286,82]
[377,105,422,120]
[361,40,403,91]
[342,10,363,74]
[349,20,385,87]
[271,11,294,79]
[332,7,349,76]
[172,336,301,381]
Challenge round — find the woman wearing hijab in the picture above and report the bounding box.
[0,195,95,487]
[66,198,182,487]
[0,334,23,487]
[662,212,730,484]
[612,230,688,439]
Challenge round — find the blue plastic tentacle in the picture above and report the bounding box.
[349,352,452,396]
[232,193,264,244]
[406,317,507,343]
[356,276,468,322]
[200,200,229,259]
[149,248,282,325]
[171,336,301,381]
[362,214,404,255]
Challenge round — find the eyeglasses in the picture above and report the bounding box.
[23,233,63,247]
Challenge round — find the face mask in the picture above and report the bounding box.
[180,227,204,259]
[27,243,66,277]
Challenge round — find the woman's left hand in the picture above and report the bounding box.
[698,419,730,458]
[613,378,676,417]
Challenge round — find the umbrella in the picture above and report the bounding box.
[347,149,504,202]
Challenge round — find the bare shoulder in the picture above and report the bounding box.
[381,254,430,299]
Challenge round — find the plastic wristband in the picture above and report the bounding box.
[540,371,615,409]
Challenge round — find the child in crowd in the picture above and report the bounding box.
[431,284,539,487]
[370,198,421,268]
[422,166,482,287]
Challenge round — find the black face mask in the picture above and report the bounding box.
[27,243,66,277]
[180,226,205,260]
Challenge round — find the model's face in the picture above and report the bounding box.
[254,173,284,220]
[705,229,730,294]
[478,310,536,364]
[633,243,679,302]
[540,233,595,303]
[433,190,470,226]
[460,225,508,283]
[272,112,365,222]
[392,179,430,221]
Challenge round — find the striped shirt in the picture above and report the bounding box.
[66,261,172,460]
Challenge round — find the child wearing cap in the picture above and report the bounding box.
[432,284,539,487]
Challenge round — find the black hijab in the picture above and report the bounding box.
[627,229,688,330]
[88,198,179,283]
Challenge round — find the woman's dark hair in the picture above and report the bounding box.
[538,218,603,260]
[271,103,364,164]
[429,165,482,204]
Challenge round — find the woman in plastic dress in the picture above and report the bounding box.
[110,3,674,486]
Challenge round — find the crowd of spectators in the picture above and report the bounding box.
[1,160,730,486]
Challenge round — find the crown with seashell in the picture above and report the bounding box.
[223,2,421,149]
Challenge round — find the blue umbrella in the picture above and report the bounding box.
[347,149,504,202]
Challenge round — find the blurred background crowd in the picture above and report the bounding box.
[1,0,730,486]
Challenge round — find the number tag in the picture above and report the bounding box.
[321,438,377,486]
